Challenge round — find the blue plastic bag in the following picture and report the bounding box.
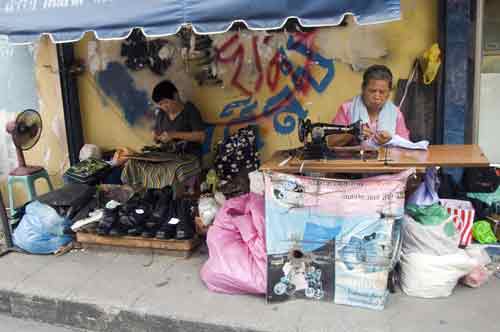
[407,167,440,207]
[13,201,72,254]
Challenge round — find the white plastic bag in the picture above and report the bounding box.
[402,215,460,256]
[400,251,476,298]
[198,196,220,226]
[461,266,491,288]
[248,170,265,195]
[460,246,492,288]
[79,144,102,161]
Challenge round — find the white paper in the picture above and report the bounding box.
[168,218,180,225]
[365,135,429,150]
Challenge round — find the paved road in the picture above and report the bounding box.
[0,315,88,332]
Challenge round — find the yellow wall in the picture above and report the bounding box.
[0,37,68,208]
[74,0,437,163]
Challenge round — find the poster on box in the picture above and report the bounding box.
[264,170,413,310]
[267,238,335,303]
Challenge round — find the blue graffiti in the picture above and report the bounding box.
[202,125,216,155]
[215,33,335,150]
[286,34,335,93]
[263,86,308,135]
[218,98,264,150]
[220,97,258,120]
[97,62,150,125]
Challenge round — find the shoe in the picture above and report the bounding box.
[175,199,195,240]
[121,206,149,236]
[141,217,161,238]
[152,186,173,221]
[155,200,177,240]
[96,201,120,236]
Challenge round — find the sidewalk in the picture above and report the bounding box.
[0,247,498,332]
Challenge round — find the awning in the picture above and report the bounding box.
[0,0,400,44]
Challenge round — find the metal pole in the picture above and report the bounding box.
[473,0,484,144]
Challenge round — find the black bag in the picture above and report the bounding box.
[394,60,439,143]
[463,167,499,193]
[37,183,96,221]
[437,169,462,199]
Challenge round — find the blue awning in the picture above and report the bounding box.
[0,0,400,44]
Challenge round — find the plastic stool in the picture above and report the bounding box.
[7,169,54,217]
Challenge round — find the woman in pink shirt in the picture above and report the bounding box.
[328,65,409,147]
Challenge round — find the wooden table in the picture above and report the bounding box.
[261,145,489,174]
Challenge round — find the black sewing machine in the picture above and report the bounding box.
[297,118,376,160]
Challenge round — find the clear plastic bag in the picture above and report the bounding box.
[13,201,72,254]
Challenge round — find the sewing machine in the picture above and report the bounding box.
[297,118,376,160]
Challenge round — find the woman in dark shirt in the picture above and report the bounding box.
[120,80,205,190]
[152,80,205,156]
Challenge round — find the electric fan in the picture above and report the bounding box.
[5,109,43,176]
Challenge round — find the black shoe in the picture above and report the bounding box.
[152,186,173,221]
[175,200,195,240]
[156,200,177,240]
[96,202,120,236]
[141,217,161,238]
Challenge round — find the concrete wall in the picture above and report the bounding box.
[74,0,437,162]
[479,54,500,163]
[0,37,68,209]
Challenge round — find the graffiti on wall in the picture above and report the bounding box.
[213,30,335,140]
[93,29,336,155]
[96,61,150,125]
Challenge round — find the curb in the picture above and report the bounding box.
[0,289,262,332]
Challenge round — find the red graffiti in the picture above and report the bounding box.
[215,30,319,98]
[215,34,253,96]
[266,51,281,92]
[252,36,264,93]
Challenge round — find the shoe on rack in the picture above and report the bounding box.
[175,199,195,240]
[96,200,120,236]
[152,186,173,221]
[123,206,149,236]
[155,200,177,240]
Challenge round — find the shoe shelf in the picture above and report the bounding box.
[76,232,200,257]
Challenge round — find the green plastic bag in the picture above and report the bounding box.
[406,204,456,237]
[472,220,498,244]
[406,204,450,225]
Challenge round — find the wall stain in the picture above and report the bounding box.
[96,62,149,126]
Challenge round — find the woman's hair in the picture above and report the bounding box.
[152,80,178,103]
[362,65,393,89]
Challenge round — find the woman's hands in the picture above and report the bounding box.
[362,125,392,145]
[374,130,392,145]
[153,131,171,143]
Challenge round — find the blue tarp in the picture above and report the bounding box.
[0,0,400,44]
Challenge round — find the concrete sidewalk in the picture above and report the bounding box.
[0,248,498,332]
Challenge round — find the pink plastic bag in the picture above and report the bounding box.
[461,266,490,288]
[200,193,267,294]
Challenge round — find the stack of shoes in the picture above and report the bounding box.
[95,186,195,240]
[142,186,173,238]
[155,199,196,240]
[155,200,178,239]
[174,199,195,240]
